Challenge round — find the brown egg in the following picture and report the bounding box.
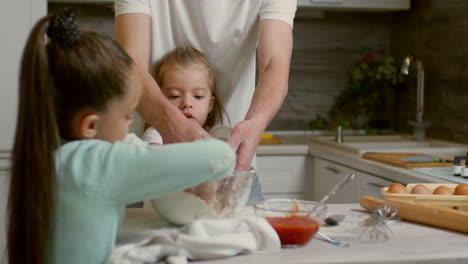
[454,189,468,196]
[410,184,431,194]
[388,183,408,194]
[454,184,468,195]
[433,186,452,195]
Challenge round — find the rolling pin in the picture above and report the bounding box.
[360,196,468,234]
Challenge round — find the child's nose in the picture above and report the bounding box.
[181,98,193,109]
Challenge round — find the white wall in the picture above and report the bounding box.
[0,0,47,259]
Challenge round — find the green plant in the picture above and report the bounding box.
[327,53,403,131]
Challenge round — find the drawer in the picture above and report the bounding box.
[311,158,355,203]
[356,172,395,201]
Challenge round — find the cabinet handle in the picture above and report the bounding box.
[367,182,386,188]
[324,166,340,174]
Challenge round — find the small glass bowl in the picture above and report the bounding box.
[254,199,327,248]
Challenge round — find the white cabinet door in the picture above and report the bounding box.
[257,156,307,199]
[0,0,46,148]
[0,168,9,256]
[311,158,355,203]
[355,172,395,201]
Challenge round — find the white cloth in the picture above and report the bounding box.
[114,0,297,126]
[107,216,280,264]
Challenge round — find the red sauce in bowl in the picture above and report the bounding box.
[265,215,320,246]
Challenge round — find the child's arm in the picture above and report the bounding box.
[57,138,235,205]
[183,125,233,202]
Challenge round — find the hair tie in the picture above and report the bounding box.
[47,8,81,47]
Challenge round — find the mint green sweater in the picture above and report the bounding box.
[48,138,235,264]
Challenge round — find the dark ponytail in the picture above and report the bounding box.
[8,9,134,264]
[8,16,58,264]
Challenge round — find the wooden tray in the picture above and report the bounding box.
[362,152,453,169]
[382,184,468,210]
[360,196,468,234]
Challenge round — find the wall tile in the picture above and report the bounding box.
[392,0,468,144]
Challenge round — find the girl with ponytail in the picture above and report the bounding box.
[7,9,235,264]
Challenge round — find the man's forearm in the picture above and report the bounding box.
[245,20,293,128]
[137,70,182,131]
[115,13,205,143]
[245,67,289,129]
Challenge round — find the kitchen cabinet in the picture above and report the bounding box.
[297,0,410,11]
[257,155,307,200]
[355,171,395,200]
[50,0,410,11]
[310,157,355,203]
[49,0,113,3]
[1,1,46,150]
[310,156,396,203]
[0,161,9,255]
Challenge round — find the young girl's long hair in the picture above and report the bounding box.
[154,47,227,128]
[7,9,133,264]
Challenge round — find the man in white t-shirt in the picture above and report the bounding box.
[114,0,297,204]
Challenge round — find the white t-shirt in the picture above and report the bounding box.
[115,0,297,126]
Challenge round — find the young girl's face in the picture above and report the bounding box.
[161,64,214,126]
[95,68,142,142]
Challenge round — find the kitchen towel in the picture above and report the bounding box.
[107,216,280,264]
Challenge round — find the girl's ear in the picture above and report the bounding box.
[209,96,215,113]
[79,114,99,139]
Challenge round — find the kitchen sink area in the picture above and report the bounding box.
[268,131,468,159]
[258,130,468,202]
[307,134,468,158]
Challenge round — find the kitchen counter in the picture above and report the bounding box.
[119,204,468,264]
[257,136,308,156]
[258,132,468,184]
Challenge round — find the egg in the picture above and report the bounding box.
[432,186,452,195]
[410,184,431,194]
[454,184,468,195]
[388,183,408,194]
[454,189,468,196]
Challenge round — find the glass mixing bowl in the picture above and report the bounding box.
[151,168,257,225]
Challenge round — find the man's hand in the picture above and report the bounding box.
[228,119,264,171]
[154,109,210,144]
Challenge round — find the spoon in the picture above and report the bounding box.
[307,172,355,247]
[315,231,350,247]
[319,172,356,204]
[324,214,345,226]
